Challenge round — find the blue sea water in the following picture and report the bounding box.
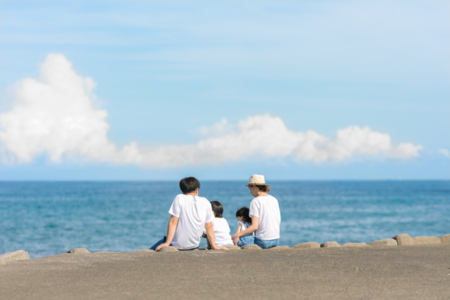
[0,181,449,258]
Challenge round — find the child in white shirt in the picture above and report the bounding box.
[203,201,233,248]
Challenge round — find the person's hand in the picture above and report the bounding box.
[155,242,170,251]
[211,245,229,251]
[233,237,239,245]
[231,233,240,240]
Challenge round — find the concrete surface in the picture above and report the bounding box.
[1,244,450,300]
[0,250,30,265]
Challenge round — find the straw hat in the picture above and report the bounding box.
[245,174,269,186]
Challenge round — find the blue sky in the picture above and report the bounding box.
[0,0,449,180]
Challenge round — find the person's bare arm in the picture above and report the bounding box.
[205,222,228,250]
[155,215,179,251]
[232,216,259,240]
[233,223,243,245]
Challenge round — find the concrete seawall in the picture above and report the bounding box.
[1,244,449,299]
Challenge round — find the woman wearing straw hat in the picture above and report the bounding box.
[231,174,281,249]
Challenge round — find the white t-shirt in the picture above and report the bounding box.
[168,194,214,250]
[203,217,233,247]
[249,195,281,240]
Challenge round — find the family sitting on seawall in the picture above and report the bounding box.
[150,174,281,251]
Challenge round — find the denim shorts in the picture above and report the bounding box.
[237,235,255,247]
[254,237,279,249]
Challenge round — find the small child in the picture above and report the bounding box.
[233,207,255,246]
[202,201,233,248]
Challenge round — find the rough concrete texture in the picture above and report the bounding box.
[341,242,367,248]
[291,242,321,249]
[321,241,340,248]
[157,246,179,252]
[224,245,241,251]
[413,236,441,245]
[1,245,449,300]
[130,249,154,253]
[369,238,397,247]
[0,250,30,265]
[268,245,290,250]
[241,244,262,250]
[439,234,450,244]
[67,248,90,254]
[392,234,414,246]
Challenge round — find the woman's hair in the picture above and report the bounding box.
[235,207,252,224]
[249,184,270,192]
[210,201,223,218]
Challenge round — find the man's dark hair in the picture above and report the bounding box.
[236,207,252,224]
[179,177,200,194]
[210,201,223,218]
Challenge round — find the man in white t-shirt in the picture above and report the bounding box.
[150,177,228,251]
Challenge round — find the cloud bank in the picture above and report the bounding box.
[0,54,422,167]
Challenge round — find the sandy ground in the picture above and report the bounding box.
[1,244,450,300]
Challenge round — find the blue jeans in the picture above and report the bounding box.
[255,237,279,249]
[237,235,255,247]
[150,237,198,251]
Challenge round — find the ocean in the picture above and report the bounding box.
[0,181,449,258]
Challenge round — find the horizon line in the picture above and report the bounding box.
[0,179,449,182]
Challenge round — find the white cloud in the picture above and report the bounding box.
[438,149,450,158]
[0,54,423,168]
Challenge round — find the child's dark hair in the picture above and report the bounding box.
[236,207,252,224]
[210,201,223,218]
[179,177,200,194]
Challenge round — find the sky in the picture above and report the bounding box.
[0,0,449,180]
